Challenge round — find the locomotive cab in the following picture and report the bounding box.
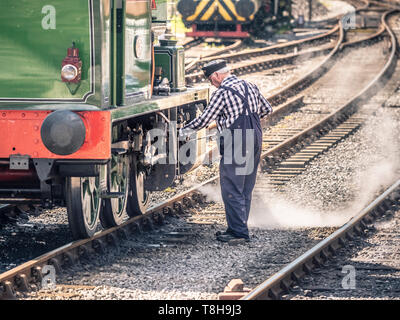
[0,0,209,239]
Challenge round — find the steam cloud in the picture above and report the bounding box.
[199,108,400,230]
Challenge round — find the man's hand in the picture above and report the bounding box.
[207,121,217,130]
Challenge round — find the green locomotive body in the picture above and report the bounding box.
[0,0,209,239]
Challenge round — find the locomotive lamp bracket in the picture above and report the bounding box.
[61,42,82,95]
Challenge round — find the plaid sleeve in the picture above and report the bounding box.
[259,94,273,118]
[183,89,225,131]
[257,88,272,118]
[254,84,273,118]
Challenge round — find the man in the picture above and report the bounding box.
[179,60,273,243]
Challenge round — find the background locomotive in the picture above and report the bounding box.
[177,0,293,38]
[0,0,209,239]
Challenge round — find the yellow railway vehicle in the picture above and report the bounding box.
[177,0,292,38]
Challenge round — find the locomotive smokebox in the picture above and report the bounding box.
[177,0,197,18]
[236,0,257,18]
[41,110,86,156]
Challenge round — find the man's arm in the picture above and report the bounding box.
[252,84,273,118]
[181,90,225,133]
[259,93,273,118]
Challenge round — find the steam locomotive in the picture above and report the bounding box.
[177,0,292,38]
[0,0,209,239]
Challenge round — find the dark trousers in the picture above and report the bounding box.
[219,130,262,239]
[218,81,263,239]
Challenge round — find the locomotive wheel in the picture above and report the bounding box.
[100,153,130,227]
[126,154,150,217]
[66,176,101,239]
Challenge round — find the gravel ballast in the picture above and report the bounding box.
[6,0,400,301]
[22,97,400,300]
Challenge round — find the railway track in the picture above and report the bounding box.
[0,0,396,297]
[286,201,400,299]
[185,27,339,84]
[184,0,370,85]
[185,27,340,85]
[238,177,400,300]
[184,40,244,72]
[1,1,398,301]
[220,7,400,300]
[0,0,368,225]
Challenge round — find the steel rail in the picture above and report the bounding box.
[185,25,341,84]
[190,15,388,180]
[182,38,204,50]
[193,0,371,68]
[264,25,386,106]
[185,40,243,72]
[242,9,399,300]
[0,177,216,299]
[197,26,339,65]
[306,0,370,27]
[369,0,400,9]
[185,0,371,83]
[242,177,400,300]
[0,20,341,285]
[0,5,393,301]
[261,9,396,162]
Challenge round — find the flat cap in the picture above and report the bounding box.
[201,59,227,78]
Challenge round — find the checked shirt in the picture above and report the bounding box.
[182,74,273,133]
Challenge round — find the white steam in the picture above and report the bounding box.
[199,109,400,230]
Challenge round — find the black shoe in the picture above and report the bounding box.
[216,233,250,244]
[215,230,230,237]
